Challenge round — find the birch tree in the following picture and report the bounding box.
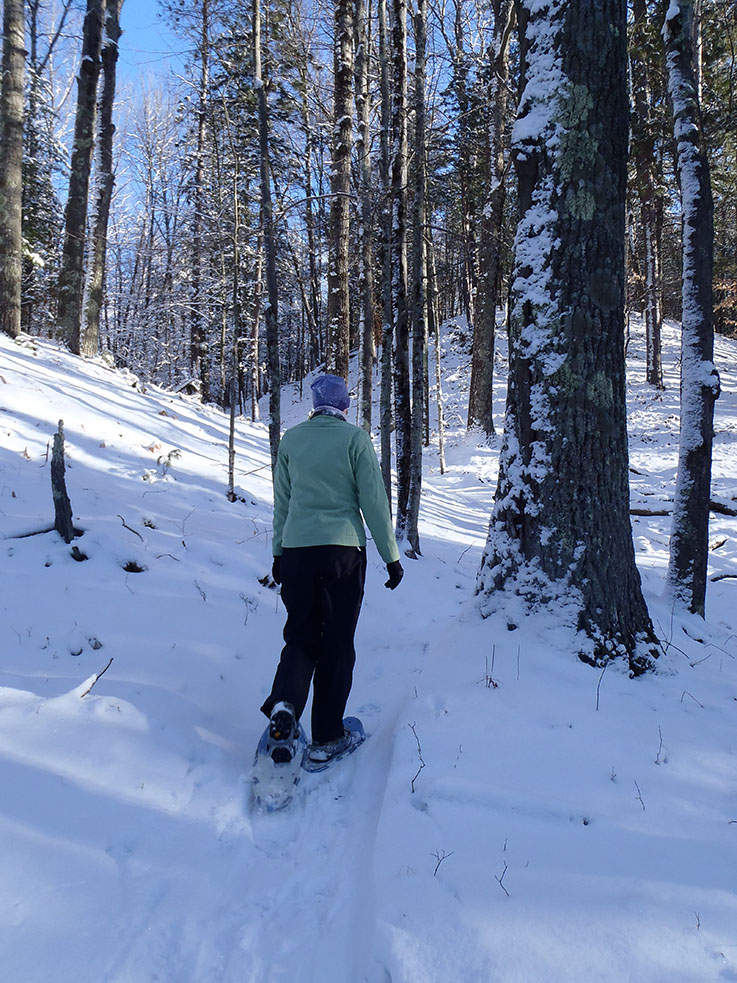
[663,0,720,616]
[0,0,25,340]
[477,0,658,673]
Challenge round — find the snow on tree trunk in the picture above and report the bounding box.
[57,0,104,354]
[0,0,25,341]
[663,0,720,616]
[326,0,353,381]
[82,0,122,357]
[477,0,658,673]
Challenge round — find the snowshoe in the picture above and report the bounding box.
[302,716,365,774]
[251,702,307,812]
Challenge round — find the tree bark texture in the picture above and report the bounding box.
[664,0,720,616]
[82,0,122,357]
[0,0,25,340]
[326,0,354,381]
[467,0,514,434]
[57,0,104,354]
[51,421,75,544]
[391,0,411,545]
[477,0,658,673]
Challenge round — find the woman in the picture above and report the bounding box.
[261,374,403,764]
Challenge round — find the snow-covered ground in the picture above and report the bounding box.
[1,319,736,983]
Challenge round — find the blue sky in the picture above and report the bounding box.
[117,0,187,84]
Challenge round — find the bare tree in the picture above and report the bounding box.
[57,0,104,353]
[467,0,514,435]
[326,0,354,380]
[82,0,123,356]
[392,0,412,545]
[664,0,720,615]
[254,0,280,469]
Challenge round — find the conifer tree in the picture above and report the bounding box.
[477,0,658,673]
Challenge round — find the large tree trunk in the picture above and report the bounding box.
[82,0,122,357]
[477,0,658,674]
[253,0,280,470]
[57,0,104,353]
[391,0,411,545]
[664,0,720,616]
[0,0,25,340]
[631,0,664,390]
[467,0,514,434]
[326,0,354,380]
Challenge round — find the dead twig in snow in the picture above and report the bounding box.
[80,657,113,697]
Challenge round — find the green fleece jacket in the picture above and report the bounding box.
[272,414,400,564]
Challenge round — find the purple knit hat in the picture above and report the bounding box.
[311,374,350,411]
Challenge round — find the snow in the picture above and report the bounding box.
[1,317,737,982]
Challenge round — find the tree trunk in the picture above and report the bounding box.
[468,0,514,434]
[57,0,104,354]
[326,0,354,380]
[82,0,122,357]
[0,0,25,340]
[191,0,209,400]
[378,0,393,507]
[355,0,375,430]
[253,0,280,470]
[477,0,658,673]
[631,0,664,390]
[392,0,411,546]
[664,0,720,616]
[406,0,429,557]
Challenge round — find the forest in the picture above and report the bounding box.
[1,0,735,666]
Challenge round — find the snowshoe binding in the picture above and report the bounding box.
[302,716,365,773]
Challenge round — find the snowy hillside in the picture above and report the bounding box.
[1,320,736,983]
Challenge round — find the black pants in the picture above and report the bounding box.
[261,545,367,744]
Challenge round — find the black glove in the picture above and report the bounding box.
[384,560,404,590]
[272,556,281,585]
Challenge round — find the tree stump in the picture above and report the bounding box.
[51,420,75,544]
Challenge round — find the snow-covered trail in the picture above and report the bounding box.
[4,324,737,983]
